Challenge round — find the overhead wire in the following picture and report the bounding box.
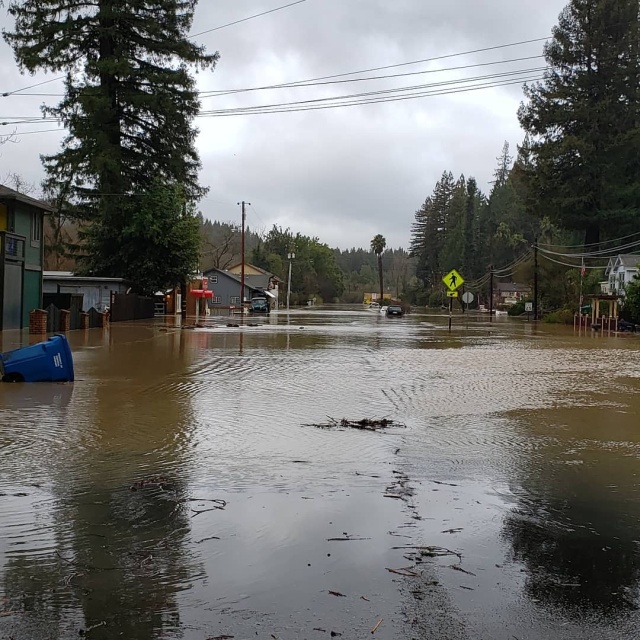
[191,0,308,38]
[0,54,543,100]
[492,249,533,274]
[538,229,640,249]
[198,67,544,115]
[537,253,608,270]
[0,1,309,96]
[537,238,640,258]
[3,73,544,131]
[198,55,544,97]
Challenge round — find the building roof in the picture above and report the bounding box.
[227,262,284,283]
[605,254,640,275]
[619,254,640,269]
[0,184,54,212]
[495,282,531,293]
[43,271,126,284]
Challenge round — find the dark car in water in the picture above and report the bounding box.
[249,297,270,314]
[386,305,403,317]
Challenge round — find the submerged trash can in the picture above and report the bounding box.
[0,334,75,383]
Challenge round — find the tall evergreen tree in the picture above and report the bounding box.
[518,0,640,246]
[463,177,480,278]
[4,0,218,281]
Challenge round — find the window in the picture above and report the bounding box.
[229,297,240,304]
[210,275,218,284]
[213,296,221,304]
[31,211,41,245]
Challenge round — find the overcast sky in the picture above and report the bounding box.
[0,0,568,249]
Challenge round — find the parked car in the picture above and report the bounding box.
[249,297,270,314]
[386,305,404,317]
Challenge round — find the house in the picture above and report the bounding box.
[226,262,283,308]
[202,266,278,309]
[494,282,531,307]
[43,271,129,312]
[0,185,52,330]
[603,254,640,296]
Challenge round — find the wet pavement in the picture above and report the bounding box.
[1,307,640,639]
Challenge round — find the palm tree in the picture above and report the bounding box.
[370,234,387,303]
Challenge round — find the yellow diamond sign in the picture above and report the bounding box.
[443,269,464,292]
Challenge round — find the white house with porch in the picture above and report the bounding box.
[602,254,640,296]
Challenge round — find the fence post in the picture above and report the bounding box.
[80,313,89,330]
[60,309,70,332]
[29,309,48,335]
[99,311,109,329]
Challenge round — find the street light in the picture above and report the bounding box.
[287,252,295,311]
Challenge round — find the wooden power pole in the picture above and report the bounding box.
[238,200,250,312]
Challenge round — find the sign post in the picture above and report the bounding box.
[443,269,464,333]
[461,291,474,329]
[525,301,533,322]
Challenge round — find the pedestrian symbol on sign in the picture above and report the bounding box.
[442,269,464,292]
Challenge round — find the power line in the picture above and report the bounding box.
[492,249,533,274]
[1,76,64,97]
[4,73,543,130]
[1,54,545,101]
[214,35,550,90]
[3,127,64,135]
[199,67,544,115]
[538,230,640,250]
[199,55,544,98]
[2,35,548,99]
[196,74,544,118]
[0,2,308,96]
[537,238,640,258]
[537,253,608,270]
[191,0,308,38]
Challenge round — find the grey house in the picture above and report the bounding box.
[203,267,277,308]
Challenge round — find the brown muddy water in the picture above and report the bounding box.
[0,307,639,640]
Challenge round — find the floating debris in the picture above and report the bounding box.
[387,567,419,577]
[130,476,172,491]
[371,618,384,634]
[305,417,404,431]
[328,590,347,597]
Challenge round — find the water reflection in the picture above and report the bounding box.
[503,406,640,617]
[0,327,203,639]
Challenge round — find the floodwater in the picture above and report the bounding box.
[0,307,639,639]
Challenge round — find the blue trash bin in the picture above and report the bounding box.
[0,334,75,383]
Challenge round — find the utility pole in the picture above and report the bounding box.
[238,201,250,313]
[489,265,494,322]
[287,251,295,311]
[534,239,539,321]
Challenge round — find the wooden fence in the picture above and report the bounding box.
[110,293,155,323]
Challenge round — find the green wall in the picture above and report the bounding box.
[22,269,41,327]
[11,203,44,327]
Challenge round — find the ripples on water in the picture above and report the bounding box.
[1,311,640,638]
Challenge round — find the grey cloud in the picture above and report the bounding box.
[1,0,568,248]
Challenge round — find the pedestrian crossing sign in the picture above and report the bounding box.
[443,269,464,292]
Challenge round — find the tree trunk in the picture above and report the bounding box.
[378,253,384,302]
[584,222,600,249]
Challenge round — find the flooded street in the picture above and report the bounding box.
[1,307,640,639]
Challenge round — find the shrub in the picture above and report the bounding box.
[508,300,527,316]
[428,291,445,308]
[543,308,574,324]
